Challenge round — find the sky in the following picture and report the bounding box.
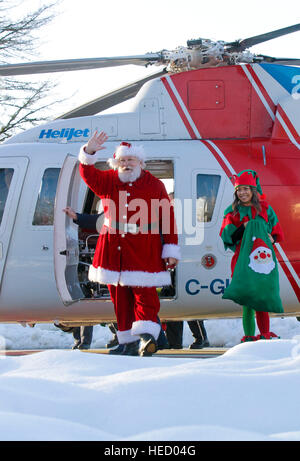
[12,0,300,119]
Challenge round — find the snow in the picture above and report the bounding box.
[1,317,300,441]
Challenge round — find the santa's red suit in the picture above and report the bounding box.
[78,144,180,348]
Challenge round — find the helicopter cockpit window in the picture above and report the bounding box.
[196,174,221,222]
[32,168,60,226]
[0,168,14,225]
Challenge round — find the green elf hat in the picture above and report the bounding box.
[230,169,263,195]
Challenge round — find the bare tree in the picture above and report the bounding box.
[0,1,59,141]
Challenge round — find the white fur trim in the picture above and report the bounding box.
[78,145,97,165]
[88,265,120,286]
[115,144,131,157]
[89,265,171,287]
[119,270,171,287]
[107,144,146,170]
[117,329,140,345]
[115,144,146,161]
[161,244,181,260]
[131,320,161,340]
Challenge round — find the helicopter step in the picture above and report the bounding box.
[81,347,228,358]
[0,348,228,358]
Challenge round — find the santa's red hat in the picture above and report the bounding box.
[251,237,270,254]
[108,141,146,169]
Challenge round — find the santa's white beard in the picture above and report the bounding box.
[118,165,142,183]
[248,250,275,275]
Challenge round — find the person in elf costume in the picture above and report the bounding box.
[219,169,284,342]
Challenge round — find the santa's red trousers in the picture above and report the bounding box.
[107,284,160,332]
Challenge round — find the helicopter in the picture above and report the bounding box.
[0,23,299,328]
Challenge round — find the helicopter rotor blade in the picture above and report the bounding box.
[226,23,300,52]
[254,55,300,65]
[0,54,162,76]
[56,68,168,119]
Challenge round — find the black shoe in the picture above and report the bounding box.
[157,343,170,351]
[106,336,119,349]
[72,343,80,350]
[109,344,125,355]
[189,339,210,349]
[122,340,140,356]
[77,344,91,350]
[157,330,169,350]
[139,334,157,357]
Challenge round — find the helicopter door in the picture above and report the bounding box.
[0,157,29,289]
[54,154,86,305]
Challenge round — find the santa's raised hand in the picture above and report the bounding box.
[85,131,108,155]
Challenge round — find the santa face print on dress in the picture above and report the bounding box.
[248,237,275,275]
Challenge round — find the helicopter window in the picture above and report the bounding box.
[32,168,60,226]
[196,174,221,222]
[0,168,14,225]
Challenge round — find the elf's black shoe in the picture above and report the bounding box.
[122,340,140,356]
[139,334,157,356]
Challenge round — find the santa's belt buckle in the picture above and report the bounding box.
[124,223,139,234]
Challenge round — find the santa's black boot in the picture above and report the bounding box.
[109,344,125,355]
[122,340,140,356]
[139,334,157,357]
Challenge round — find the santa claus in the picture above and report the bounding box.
[78,131,180,356]
[248,237,275,275]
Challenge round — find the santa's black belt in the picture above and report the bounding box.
[104,218,158,234]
